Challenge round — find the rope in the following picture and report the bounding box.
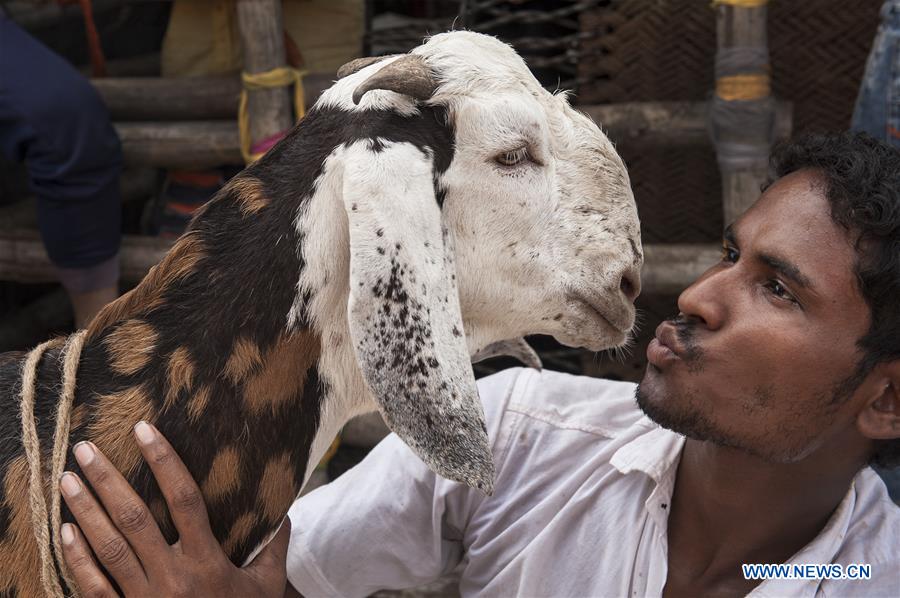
[20,337,66,597]
[51,330,87,594]
[711,0,768,7]
[716,73,770,101]
[57,0,106,77]
[20,332,86,598]
[238,66,307,164]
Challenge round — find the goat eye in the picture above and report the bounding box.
[496,147,529,166]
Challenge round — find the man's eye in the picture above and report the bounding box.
[766,280,797,303]
[496,147,529,166]
[721,246,739,263]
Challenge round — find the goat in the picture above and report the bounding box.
[0,31,642,596]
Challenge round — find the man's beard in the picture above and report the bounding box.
[634,315,865,463]
[635,314,732,444]
[634,383,749,452]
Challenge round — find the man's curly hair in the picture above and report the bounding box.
[768,131,900,468]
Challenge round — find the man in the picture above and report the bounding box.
[851,0,900,501]
[58,132,900,596]
[0,14,122,328]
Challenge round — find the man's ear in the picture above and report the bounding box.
[856,360,900,441]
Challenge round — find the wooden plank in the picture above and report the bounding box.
[112,101,791,168]
[583,100,791,147]
[92,74,335,121]
[116,121,242,169]
[0,229,720,294]
[641,244,721,295]
[5,0,131,30]
[0,231,172,284]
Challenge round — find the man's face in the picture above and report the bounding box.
[637,169,873,462]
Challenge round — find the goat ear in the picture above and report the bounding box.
[342,141,494,494]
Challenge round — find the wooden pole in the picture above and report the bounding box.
[712,2,777,226]
[92,74,334,121]
[0,230,718,293]
[108,102,790,169]
[116,122,243,169]
[584,100,790,147]
[235,0,293,157]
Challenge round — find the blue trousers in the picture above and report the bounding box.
[0,15,121,290]
[852,0,900,145]
[852,0,900,503]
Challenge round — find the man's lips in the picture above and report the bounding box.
[646,321,683,367]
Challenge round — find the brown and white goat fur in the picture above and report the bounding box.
[0,31,642,595]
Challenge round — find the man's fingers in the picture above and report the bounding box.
[244,517,292,595]
[60,523,120,598]
[59,471,147,593]
[132,421,218,556]
[71,440,171,574]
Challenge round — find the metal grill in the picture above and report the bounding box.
[367,0,884,385]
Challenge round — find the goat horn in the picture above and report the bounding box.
[352,54,438,105]
[336,55,393,79]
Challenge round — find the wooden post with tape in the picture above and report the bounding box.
[236,0,294,163]
[711,0,778,226]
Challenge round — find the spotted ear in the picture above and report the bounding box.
[341,140,494,494]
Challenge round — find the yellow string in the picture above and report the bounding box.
[716,73,770,101]
[315,436,341,472]
[238,66,307,164]
[711,0,768,7]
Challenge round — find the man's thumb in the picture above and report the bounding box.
[245,517,292,581]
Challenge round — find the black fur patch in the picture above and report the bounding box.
[1,101,457,580]
[250,104,455,208]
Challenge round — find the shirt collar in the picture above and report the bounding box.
[609,416,686,483]
[748,478,859,597]
[609,416,864,598]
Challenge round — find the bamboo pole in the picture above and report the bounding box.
[116,121,242,168]
[110,101,790,169]
[0,229,718,293]
[584,100,790,147]
[235,0,293,159]
[92,74,334,121]
[0,231,172,284]
[711,2,777,226]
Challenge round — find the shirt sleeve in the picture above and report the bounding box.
[285,367,526,598]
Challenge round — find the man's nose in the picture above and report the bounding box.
[676,266,727,330]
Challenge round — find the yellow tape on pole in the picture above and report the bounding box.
[715,73,770,101]
[238,66,308,164]
[711,0,768,7]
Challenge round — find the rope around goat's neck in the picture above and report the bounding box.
[20,330,87,598]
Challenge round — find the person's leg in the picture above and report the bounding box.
[851,1,900,503]
[852,1,900,141]
[0,15,122,328]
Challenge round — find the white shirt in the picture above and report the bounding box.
[287,368,900,597]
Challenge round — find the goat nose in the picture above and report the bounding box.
[619,268,641,302]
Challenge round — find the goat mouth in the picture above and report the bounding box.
[569,294,631,334]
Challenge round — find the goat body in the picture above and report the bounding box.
[0,31,643,595]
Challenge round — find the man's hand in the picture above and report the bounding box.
[59,421,291,597]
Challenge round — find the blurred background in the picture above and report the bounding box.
[0,0,884,378]
[0,1,891,595]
